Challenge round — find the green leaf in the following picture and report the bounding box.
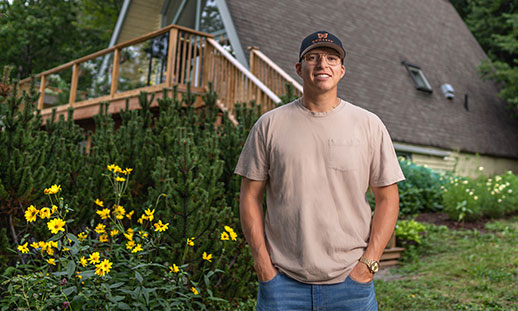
[66,233,80,245]
[109,282,125,289]
[62,286,76,296]
[117,302,131,310]
[135,271,143,283]
[66,260,76,278]
[48,232,64,241]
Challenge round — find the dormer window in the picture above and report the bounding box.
[402,61,433,93]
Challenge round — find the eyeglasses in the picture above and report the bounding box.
[302,53,341,66]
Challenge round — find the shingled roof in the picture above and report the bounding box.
[226,0,518,159]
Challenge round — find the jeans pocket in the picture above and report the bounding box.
[258,272,280,286]
[347,275,373,287]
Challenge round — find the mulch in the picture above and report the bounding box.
[414,212,492,232]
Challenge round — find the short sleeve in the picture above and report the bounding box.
[234,121,269,181]
[369,122,405,187]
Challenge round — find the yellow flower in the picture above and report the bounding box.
[39,207,51,219]
[126,210,134,220]
[78,232,88,241]
[88,252,100,264]
[142,208,155,222]
[169,264,179,273]
[113,205,126,219]
[124,228,134,240]
[137,217,144,224]
[220,232,229,241]
[107,164,117,172]
[63,247,70,251]
[187,237,195,247]
[44,184,61,195]
[47,218,66,234]
[30,242,40,249]
[38,241,46,248]
[153,220,169,232]
[132,244,143,253]
[51,205,58,214]
[191,287,199,295]
[17,242,29,254]
[99,234,109,243]
[110,229,119,237]
[47,258,56,265]
[139,231,149,239]
[80,256,87,267]
[94,223,106,234]
[76,272,82,279]
[25,205,39,222]
[124,168,133,175]
[95,199,104,207]
[126,240,136,249]
[115,176,126,182]
[230,231,238,241]
[202,252,213,262]
[96,208,111,220]
[95,259,113,277]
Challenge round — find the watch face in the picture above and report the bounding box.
[371,262,380,273]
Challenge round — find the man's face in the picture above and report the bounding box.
[296,47,345,94]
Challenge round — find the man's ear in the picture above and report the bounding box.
[340,65,346,79]
[296,62,302,77]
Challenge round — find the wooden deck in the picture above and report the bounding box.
[18,24,280,124]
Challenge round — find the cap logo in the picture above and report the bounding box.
[317,33,328,39]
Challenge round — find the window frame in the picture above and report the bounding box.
[402,61,433,93]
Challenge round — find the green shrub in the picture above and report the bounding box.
[0,82,262,302]
[2,169,236,310]
[368,158,445,217]
[395,219,427,245]
[443,170,518,221]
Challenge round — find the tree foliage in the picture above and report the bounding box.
[0,0,122,79]
[451,0,518,112]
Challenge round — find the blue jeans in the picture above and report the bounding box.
[257,272,378,311]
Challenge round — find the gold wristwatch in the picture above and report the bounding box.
[359,256,380,274]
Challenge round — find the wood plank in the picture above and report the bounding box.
[381,252,402,261]
[110,49,121,98]
[38,75,46,110]
[185,33,193,83]
[380,260,399,268]
[180,32,190,84]
[166,28,179,87]
[69,63,79,106]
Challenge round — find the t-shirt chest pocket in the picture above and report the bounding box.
[327,139,362,171]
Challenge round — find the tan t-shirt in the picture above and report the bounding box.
[235,98,405,284]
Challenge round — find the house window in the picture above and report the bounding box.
[402,61,433,93]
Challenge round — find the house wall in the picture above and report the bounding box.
[409,148,518,178]
[117,0,162,44]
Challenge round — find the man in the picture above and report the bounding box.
[235,30,405,311]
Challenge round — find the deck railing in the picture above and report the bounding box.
[248,47,303,98]
[17,24,280,122]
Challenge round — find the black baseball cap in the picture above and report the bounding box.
[299,30,346,61]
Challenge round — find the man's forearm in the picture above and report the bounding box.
[364,184,400,261]
[239,178,276,280]
[240,195,270,263]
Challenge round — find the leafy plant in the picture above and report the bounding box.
[1,167,235,310]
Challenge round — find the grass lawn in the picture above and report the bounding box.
[375,216,518,310]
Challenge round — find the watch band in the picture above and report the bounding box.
[359,256,380,273]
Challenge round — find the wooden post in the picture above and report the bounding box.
[110,49,121,98]
[248,46,258,77]
[38,75,46,110]
[69,63,79,106]
[166,28,179,87]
